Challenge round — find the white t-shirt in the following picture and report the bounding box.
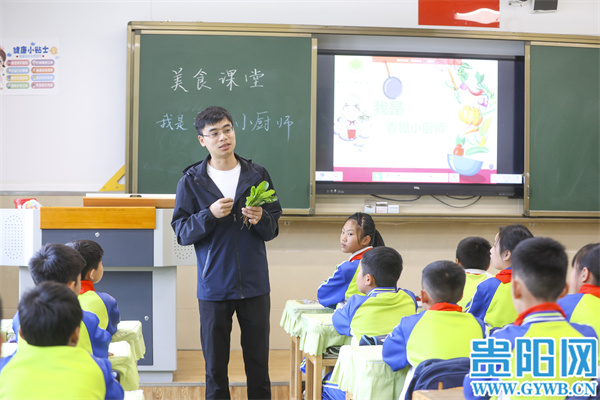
[207,161,241,200]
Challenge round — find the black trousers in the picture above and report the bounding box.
[198,293,271,400]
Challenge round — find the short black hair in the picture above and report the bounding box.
[346,212,385,247]
[361,246,402,288]
[194,106,233,135]
[65,240,104,281]
[456,236,491,271]
[577,244,600,286]
[422,261,466,304]
[511,237,568,301]
[497,224,534,254]
[18,281,83,346]
[28,243,85,285]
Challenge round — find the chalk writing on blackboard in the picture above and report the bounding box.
[168,67,267,92]
[154,111,294,140]
[193,69,211,90]
[171,68,188,92]
[219,69,239,91]
[156,114,188,131]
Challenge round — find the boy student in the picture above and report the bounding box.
[466,224,533,329]
[558,243,600,357]
[463,237,599,400]
[332,246,417,342]
[171,106,282,400]
[456,236,492,309]
[0,282,124,400]
[66,240,120,335]
[383,260,486,399]
[323,247,416,400]
[12,243,111,358]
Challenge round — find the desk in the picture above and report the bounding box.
[109,341,140,391]
[413,387,465,400]
[1,342,17,358]
[280,300,334,400]
[331,345,409,400]
[0,319,14,342]
[299,313,351,400]
[113,320,146,361]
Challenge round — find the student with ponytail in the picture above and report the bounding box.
[317,212,385,309]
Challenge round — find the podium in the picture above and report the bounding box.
[0,203,195,383]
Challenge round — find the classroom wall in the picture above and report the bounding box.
[1,0,599,192]
[1,1,600,350]
[1,195,599,350]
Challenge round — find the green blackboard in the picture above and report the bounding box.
[528,44,600,215]
[130,32,315,212]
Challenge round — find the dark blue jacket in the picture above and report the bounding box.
[171,155,282,301]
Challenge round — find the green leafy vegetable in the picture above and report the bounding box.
[243,181,278,228]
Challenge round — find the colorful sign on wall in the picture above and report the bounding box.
[419,0,500,28]
[0,39,60,95]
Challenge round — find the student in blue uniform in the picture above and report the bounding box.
[0,281,124,400]
[382,260,486,399]
[67,240,121,336]
[332,246,417,341]
[11,243,111,358]
[325,247,416,399]
[466,224,533,329]
[558,243,599,357]
[317,212,385,309]
[455,236,492,309]
[463,237,598,400]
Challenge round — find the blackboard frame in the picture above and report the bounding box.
[126,27,317,214]
[524,42,600,217]
[125,22,600,218]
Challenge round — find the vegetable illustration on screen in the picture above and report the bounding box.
[446,62,496,176]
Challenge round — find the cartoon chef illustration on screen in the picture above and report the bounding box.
[334,94,371,142]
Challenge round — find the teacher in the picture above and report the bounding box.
[171,106,282,400]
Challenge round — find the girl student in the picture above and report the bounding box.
[317,212,385,309]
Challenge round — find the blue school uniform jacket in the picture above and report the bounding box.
[171,155,282,301]
[80,280,121,336]
[0,343,124,400]
[466,268,518,329]
[382,303,486,372]
[463,303,598,400]
[457,269,491,310]
[332,287,417,339]
[12,309,111,358]
[557,284,600,358]
[317,247,371,309]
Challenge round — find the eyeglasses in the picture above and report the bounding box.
[202,127,234,139]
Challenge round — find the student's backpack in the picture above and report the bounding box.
[404,357,470,400]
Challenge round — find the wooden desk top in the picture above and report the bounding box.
[413,387,465,400]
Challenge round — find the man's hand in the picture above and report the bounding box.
[242,206,263,225]
[210,198,234,218]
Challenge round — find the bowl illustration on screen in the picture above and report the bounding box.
[447,154,483,176]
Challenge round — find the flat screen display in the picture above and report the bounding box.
[316,52,525,197]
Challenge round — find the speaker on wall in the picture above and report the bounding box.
[531,0,558,12]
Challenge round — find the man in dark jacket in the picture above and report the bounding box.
[171,106,282,400]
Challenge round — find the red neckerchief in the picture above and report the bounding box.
[513,302,566,326]
[80,280,96,295]
[495,268,512,284]
[579,284,600,298]
[429,302,463,312]
[350,247,371,262]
